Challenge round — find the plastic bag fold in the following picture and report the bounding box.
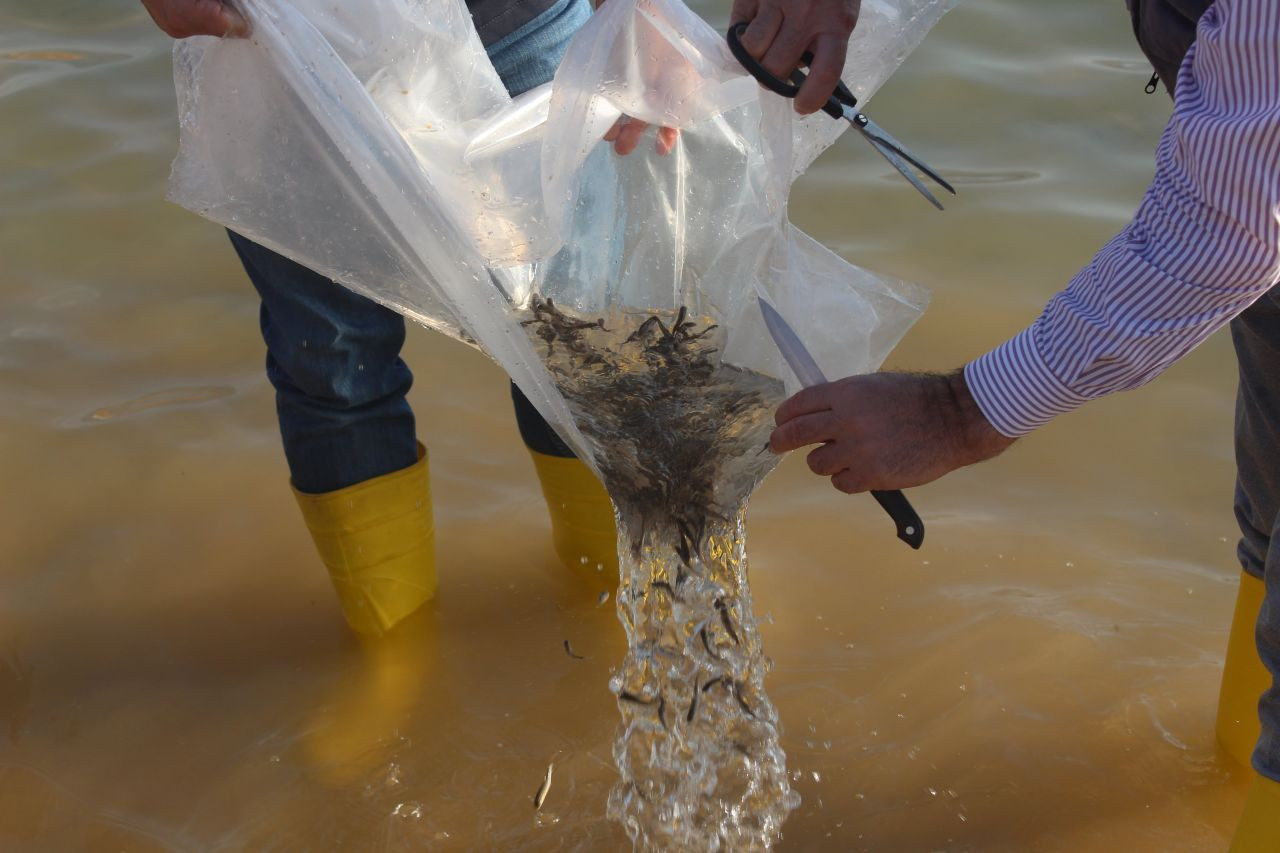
[169,0,950,460]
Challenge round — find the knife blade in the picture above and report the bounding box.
[759,297,924,549]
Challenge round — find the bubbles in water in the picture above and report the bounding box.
[524,299,799,850]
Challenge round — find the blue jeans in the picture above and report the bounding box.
[232,0,591,495]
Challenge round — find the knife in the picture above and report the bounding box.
[759,297,925,549]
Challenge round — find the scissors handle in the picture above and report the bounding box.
[726,22,851,120]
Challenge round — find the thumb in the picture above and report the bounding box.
[217,2,250,37]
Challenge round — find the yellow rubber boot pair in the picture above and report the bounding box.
[528,449,619,580]
[293,443,436,635]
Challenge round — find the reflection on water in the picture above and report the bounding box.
[0,0,1254,850]
[84,385,236,423]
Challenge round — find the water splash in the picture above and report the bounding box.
[524,297,800,849]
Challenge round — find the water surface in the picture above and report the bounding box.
[0,0,1252,849]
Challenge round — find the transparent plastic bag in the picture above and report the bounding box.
[169,0,953,842]
[168,0,949,460]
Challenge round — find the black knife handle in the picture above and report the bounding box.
[871,490,924,549]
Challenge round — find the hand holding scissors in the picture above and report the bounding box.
[730,0,861,115]
[727,21,955,209]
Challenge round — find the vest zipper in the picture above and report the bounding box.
[1144,71,1160,94]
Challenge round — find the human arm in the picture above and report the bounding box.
[140,0,248,38]
[771,0,1280,492]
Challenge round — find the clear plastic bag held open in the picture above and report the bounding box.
[169,0,949,459]
[169,0,951,845]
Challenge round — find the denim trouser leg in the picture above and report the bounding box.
[232,0,592,491]
[1232,287,1280,782]
[230,232,418,494]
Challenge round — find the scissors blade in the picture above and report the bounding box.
[866,140,946,210]
[759,297,828,388]
[840,107,955,208]
[858,116,957,194]
[758,297,925,549]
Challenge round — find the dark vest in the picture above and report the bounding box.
[467,0,561,47]
[1125,0,1215,95]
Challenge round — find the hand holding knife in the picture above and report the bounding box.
[759,297,925,549]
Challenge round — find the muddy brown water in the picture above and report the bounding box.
[0,0,1255,849]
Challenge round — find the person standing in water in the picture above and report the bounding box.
[754,0,1280,847]
[137,0,851,636]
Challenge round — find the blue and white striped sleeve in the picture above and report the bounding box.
[964,0,1280,438]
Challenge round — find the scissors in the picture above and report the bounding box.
[759,297,925,549]
[727,22,955,210]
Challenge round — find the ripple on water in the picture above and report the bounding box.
[917,168,1042,187]
[0,48,134,101]
[82,385,236,423]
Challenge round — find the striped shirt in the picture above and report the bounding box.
[964,0,1280,438]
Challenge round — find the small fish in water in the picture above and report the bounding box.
[564,640,586,660]
[650,580,676,600]
[699,626,721,661]
[686,680,700,723]
[618,690,655,705]
[715,598,741,645]
[657,695,668,730]
[731,681,757,718]
[597,590,609,606]
[702,676,725,693]
[533,762,554,810]
[675,565,690,589]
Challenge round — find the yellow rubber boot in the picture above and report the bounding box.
[293,443,436,635]
[1217,570,1270,767]
[1229,776,1280,852]
[528,449,618,580]
[302,606,439,786]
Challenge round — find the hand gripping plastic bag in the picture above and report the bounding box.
[168,0,951,844]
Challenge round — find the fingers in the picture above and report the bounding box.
[795,33,846,114]
[758,21,809,83]
[737,6,783,60]
[605,118,679,157]
[655,126,679,156]
[729,0,758,29]
[830,469,868,495]
[769,410,836,453]
[219,3,250,38]
[805,441,847,476]
[774,383,835,426]
[610,118,650,156]
[732,0,859,113]
[144,0,248,39]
